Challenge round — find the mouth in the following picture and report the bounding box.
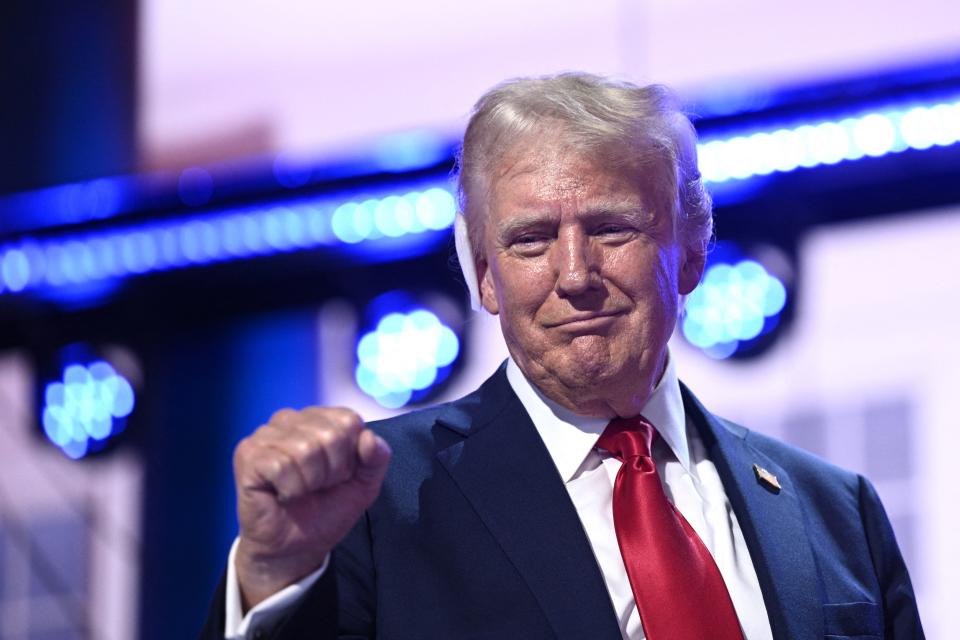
[543,311,625,329]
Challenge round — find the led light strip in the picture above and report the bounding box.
[697,97,960,183]
[0,184,456,296]
[3,95,959,296]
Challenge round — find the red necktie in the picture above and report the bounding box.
[597,416,744,640]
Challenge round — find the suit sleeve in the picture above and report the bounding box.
[198,512,377,640]
[857,475,925,639]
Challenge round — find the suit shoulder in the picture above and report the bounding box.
[365,403,450,446]
[362,365,510,450]
[720,416,862,489]
[681,381,862,490]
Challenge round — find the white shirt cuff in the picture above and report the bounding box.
[224,538,330,639]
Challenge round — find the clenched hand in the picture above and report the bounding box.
[232,407,391,609]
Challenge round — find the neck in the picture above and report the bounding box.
[514,349,668,419]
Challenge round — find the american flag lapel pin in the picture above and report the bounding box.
[753,463,781,494]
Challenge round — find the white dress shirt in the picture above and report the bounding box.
[226,354,773,639]
[505,355,773,640]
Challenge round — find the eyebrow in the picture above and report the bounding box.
[496,200,649,238]
[579,200,646,217]
[500,200,653,226]
[496,212,555,240]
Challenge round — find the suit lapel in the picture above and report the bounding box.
[681,383,824,640]
[434,368,622,640]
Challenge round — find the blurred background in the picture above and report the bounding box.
[1,0,959,637]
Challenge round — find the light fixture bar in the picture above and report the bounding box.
[698,96,960,183]
[0,182,456,296]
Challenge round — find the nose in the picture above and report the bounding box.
[555,227,600,297]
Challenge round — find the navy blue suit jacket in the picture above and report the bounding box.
[202,366,923,639]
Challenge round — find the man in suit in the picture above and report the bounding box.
[203,73,923,639]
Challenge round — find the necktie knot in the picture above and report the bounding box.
[596,415,656,461]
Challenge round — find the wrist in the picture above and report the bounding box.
[235,537,331,610]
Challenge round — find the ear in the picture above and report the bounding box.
[678,245,706,296]
[453,213,485,311]
[478,257,500,315]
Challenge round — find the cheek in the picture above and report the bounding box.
[494,258,553,307]
[611,245,681,314]
[651,249,682,321]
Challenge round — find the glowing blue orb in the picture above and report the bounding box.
[682,260,787,359]
[42,360,135,459]
[355,308,460,408]
[852,113,896,157]
[1,249,30,292]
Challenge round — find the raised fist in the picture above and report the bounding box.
[232,406,391,608]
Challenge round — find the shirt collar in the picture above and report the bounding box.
[505,351,691,482]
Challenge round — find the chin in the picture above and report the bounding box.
[549,339,624,389]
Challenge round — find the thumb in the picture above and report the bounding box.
[353,429,392,487]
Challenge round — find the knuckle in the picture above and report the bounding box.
[234,423,273,459]
[233,436,256,467]
[300,406,336,428]
[314,428,338,449]
[264,458,296,497]
[330,407,364,432]
[291,437,314,460]
[269,408,298,426]
[267,455,287,479]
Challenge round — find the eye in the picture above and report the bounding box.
[515,234,545,244]
[593,223,636,240]
[597,224,627,234]
[509,233,551,256]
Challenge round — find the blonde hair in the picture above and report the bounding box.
[455,72,712,257]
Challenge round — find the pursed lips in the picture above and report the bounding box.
[541,310,626,328]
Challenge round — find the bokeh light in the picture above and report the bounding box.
[41,360,135,459]
[355,308,460,409]
[682,259,787,359]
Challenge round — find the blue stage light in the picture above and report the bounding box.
[808,122,849,165]
[682,258,787,359]
[304,205,332,243]
[0,181,456,298]
[933,102,960,145]
[63,240,95,281]
[264,208,294,251]
[41,359,135,460]
[220,215,245,257]
[239,214,266,255]
[374,196,407,237]
[901,106,942,150]
[19,241,45,286]
[355,306,460,409]
[851,113,895,157]
[771,128,806,172]
[156,227,183,267]
[372,131,450,172]
[332,202,365,244]
[179,222,203,263]
[417,188,457,230]
[355,200,377,240]
[1,249,30,292]
[698,95,960,183]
